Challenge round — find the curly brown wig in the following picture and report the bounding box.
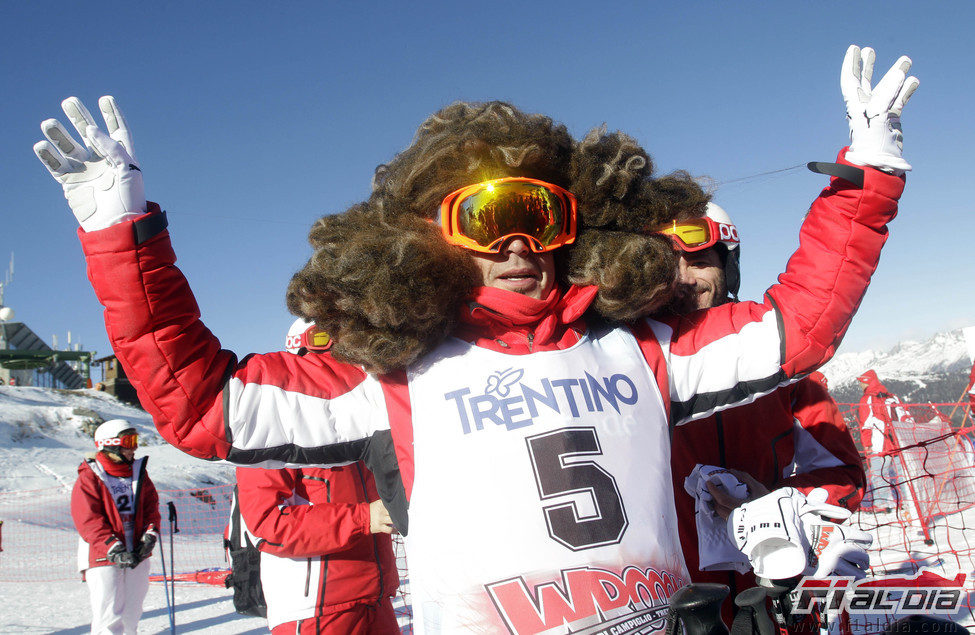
[286,204,480,374]
[288,101,710,371]
[563,125,710,320]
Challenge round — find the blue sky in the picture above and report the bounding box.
[2,1,972,364]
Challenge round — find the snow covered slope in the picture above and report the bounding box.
[0,385,236,493]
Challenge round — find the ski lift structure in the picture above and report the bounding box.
[0,253,92,389]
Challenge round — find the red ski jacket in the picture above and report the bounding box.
[857,369,899,454]
[235,465,398,629]
[967,362,975,416]
[670,375,865,621]
[70,453,160,571]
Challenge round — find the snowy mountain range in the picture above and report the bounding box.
[821,328,974,405]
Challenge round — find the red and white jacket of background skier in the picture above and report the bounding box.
[856,369,900,456]
[79,149,903,634]
[967,361,975,416]
[71,452,160,572]
[235,466,400,634]
[670,370,865,625]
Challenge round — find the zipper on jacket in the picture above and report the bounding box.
[715,413,726,467]
[304,558,312,596]
[527,331,534,352]
[355,462,386,603]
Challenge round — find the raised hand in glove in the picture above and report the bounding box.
[34,96,147,231]
[842,44,919,174]
[729,487,871,580]
[106,539,138,569]
[136,524,159,562]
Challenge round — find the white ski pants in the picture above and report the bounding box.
[85,558,151,634]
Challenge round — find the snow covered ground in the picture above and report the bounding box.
[0,385,268,633]
[0,578,266,633]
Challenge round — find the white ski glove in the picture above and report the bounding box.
[34,96,147,231]
[729,487,872,580]
[841,44,919,174]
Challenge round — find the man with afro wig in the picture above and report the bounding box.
[36,44,915,633]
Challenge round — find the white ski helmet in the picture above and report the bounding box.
[285,318,332,354]
[705,203,741,300]
[94,419,137,451]
[286,318,314,354]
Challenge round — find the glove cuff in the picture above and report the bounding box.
[844,150,911,175]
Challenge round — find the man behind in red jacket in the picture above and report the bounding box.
[232,320,400,634]
[71,419,161,635]
[857,369,904,511]
[665,203,866,623]
[967,360,975,422]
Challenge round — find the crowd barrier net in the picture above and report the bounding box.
[836,401,975,632]
[2,400,973,633]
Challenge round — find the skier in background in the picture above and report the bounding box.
[968,360,975,422]
[661,203,866,625]
[232,319,400,634]
[71,419,160,635]
[857,369,903,511]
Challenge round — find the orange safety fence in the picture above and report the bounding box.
[836,401,975,632]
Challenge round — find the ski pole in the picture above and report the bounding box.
[167,501,179,630]
[665,583,729,635]
[158,531,174,634]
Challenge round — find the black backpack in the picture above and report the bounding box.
[224,485,267,618]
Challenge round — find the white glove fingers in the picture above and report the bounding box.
[891,76,920,117]
[33,140,70,176]
[98,96,138,164]
[872,56,912,112]
[40,119,89,163]
[805,502,853,522]
[60,97,100,153]
[86,125,133,168]
[841,45,862,102]
[859,47,876,89]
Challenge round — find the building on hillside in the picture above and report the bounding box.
[93,354,140,406]
[0,322,90,389]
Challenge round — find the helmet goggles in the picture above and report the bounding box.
[99,432,138,450]
[286,323,332,353]
[656,217,739,253]
[438,177,577,253]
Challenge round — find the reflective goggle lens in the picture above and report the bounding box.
[658,219,713,250]
[440,178,576,253]
[118,433,139,449]
[656,218,739,253]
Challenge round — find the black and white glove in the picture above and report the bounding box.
[34,96,147,231]
[136,524,158,562]
[841,44,919,174]
[106,539,138,569]
[729,488,872,580]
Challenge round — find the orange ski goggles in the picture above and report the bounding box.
[438,177,577,253]
[655,217,739,253]
[286,323,332,352]
[101,433,139,450]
